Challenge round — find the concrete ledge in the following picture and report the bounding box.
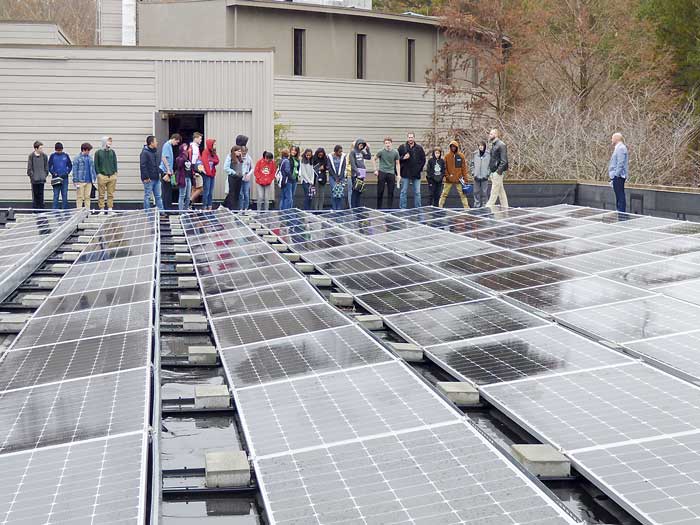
[21,294,47,307]
[295,262,315,274]
[436,382,479,406]
[511,444,571,478]
[205,450,250,488]
[0,313,30,332]
[194,385,230,409]
[282,252,301,262]
[188,345,217,365]
[175,252,193,263]
[273,243,289,252]
[182,314,207,331]
[357,314,383,331]
[330,292,353,307]
[180,293,202,308]
[176,264,194,274]
[309,275,332,287]
[388,342,423,362]
[61,251,80,261]
[77,235,92,243]
[33,277,60,289]
[178,276,198,289]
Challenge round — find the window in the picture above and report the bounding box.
[356,33,367,80]
[293,28,305,76]
[407,38,415,83]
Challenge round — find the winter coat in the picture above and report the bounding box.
[279,157,292,187]
[426,155,446,184]
[488,139,508,175]
[444,141,468,184]
[175,144,191,188]
[328,154,347,184]
[349,138,372,180]
[48,152,72,178]
[201,139,219,177]
[72,153,97,184]
[27,152,49,183]
[397,142,426,180]
[254,158,276,186]
[470,149,491,180]
[140,145,159,182]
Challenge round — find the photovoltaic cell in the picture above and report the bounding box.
[627,236,700,257]
[194,252,283,277]
[464,224,536,240]
[437,251,539,276]
[515,239,609,260]
[428,325,632,385]
[466,263,587,292]
[51,266,153,296]
[199,264,299,296]
[406,240,498,263]
[652,221,700,235]
[489,232,571,250]
[599,260,700,289]
[589,229,674,247]
[335,264,444,294]
[205,279,320,318]
[655,279,700,306]
[555,247,665,274]
[624,331,700,381]
[315,251,413,276]
[301,242,389,264]
[34,284,152,318]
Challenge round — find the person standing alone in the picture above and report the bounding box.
[398,132,426,209]
[470,141,491,208]
[608,132,628,212]
[27,141,49,209]
[94,136,118,213]
[485,129,509,208]
[48,142,72,209]
[374,137,400,209]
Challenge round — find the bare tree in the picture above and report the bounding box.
[0,0,97,45]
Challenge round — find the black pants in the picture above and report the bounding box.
[161,175,173,210]
[31,182,44,209]
[612,177,626,212]
[427,180,442,207]
[376,171,396,209]
[224,175,242,210]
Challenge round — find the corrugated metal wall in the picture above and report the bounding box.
[0,22,71,45]
[99,0,124,45]
[274,75,436,152]
[205,111,253,197]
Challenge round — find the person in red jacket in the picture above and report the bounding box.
[254,151,276,210]
[200,138,219,210]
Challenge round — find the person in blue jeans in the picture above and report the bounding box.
[48,142,72,209]
[397,132,426,209]
[349,138,371,208]
[608,132,628,212]
[278,148,293,209]
[327,145,347,211]
[239,145,253,210]
[140,135,163,211]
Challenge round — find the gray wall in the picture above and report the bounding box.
[137,0,230,48]
[0,22,71,45]
[99,0,123,44]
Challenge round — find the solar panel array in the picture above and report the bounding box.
[0,210,158,524]
[274,204,700,525]
[181,208,576,525]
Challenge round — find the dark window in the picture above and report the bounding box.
[407,38,415,83]
[293,28,305,76]
[356,34,367,79]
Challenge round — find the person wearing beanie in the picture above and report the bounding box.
[94,136,118,213]
[48,142,72,209]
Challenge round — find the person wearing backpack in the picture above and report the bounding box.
[312,148,329,210]
[254,151,276,211]
[327,145,347,211]
[278,148,293,209]
[439,140,470,208]
[426,146,446,207]
[175,143,193,211]
[48,142,72,209]
[470,140,491,208]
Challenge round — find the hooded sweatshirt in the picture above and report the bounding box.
[349,138,371,179]
[470,146,491,180]
[254,155,276,186]
[94,137,118,175]
[201,138,219,177]
[426,151,446,183]
[444,140,467,184]
[175,143,192,188]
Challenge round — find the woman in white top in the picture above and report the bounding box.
[299,148,316,210]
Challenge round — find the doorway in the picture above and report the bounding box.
[162,113,205,208]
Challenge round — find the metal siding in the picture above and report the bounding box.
[205,111,253,199]
[0,22,70,45]
[99,0,124,45]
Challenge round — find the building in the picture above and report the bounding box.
[0,20,72,45]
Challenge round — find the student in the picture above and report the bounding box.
[278,148,293,210]
[397,132,426,209]
[72,142,96,209]
[175,143,193,211]
[312,148,329,210]
[254,151,276,211]
[349,138,371,208]
[426,147,446,208]
[159,133,181,210]
[224,145,243,210]
[485,128,509,208]
[239,145,254,210]
[94,136,118,213]
[48,142,72,209]
[608,132,628,212]
[327,145,347,211]
[299,148,316,210]
[189,132,204,206]
[439,140,470,208]
[140,136,163,211]
[374,137,400,209]
[470,140,491,208]
[27,140,49,209]
[289,145,301,208]
[200,138,219,210]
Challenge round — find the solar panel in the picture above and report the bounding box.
[526,218,589,230]
[61,253,153,280]
[74,242,155,264]
[437,250,539,276]
[205,279,320,318]
[556,296,700,343]
[355,278,488,315]
[301,242,389,264]
[489,232,571,250]
[236,361,459,457]
[199,264,300,296]
[624,331,700,381]
[334,264,444,294]
[589,229,674,247]
[655,278,700,306]
[464,224,536,240]
[554,207,608,219]
[314,251,414,276]
[515,239,609,260]
[52,266,153,296]
[585,211,643,225]
[406,240,498,263]
[503,213,559,226]
[221,325,393,388]
[382,232,467,252]
[213,303,351,349]
[466,263,587,292]
[555,247,665,274]
[194,252,283,278]
[386,298,548,347]
[504,276,652,314]
[34,284,152,318]
[481,363,700,452]
[428,325,633,385]
[600,260,700,289]
[255,421,576,525]
[627,236,700,257]
[555,223,629,239]
[652,221,700,235]
[0,432,146,525]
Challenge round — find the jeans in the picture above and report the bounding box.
[202,175,215,208]
[377,171,396,209]
[351,188,363,208]
[161,175,173,210]
[52,180,68,209]
[439,182,470,208]
[329,178,344,210]
[280,183,294,209]
[473,178,491,208]
[302,181,313,210]
[239,179,251,210]
[315,183,327,210]
[290,181,298,209]
[485,172,509,208]
[143,179,163,211]
[612,177,626,212]
[256,184,274,210]
[225,175,242,210]
[178,177,192,210]
[347,177,352,208]
[31,182,45,209]
[399,178,421,209]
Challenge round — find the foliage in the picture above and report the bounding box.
[372,0,443,15]
[273,112,292,160]
[0,0,96,45]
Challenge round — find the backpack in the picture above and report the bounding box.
[331,180,346,199]
[275,166,283,188]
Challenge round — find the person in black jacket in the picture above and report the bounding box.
[397,132,426,209]
[140,135,163,211]
[485,128,509,208]
[426,147,446,207]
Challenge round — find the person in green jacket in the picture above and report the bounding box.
[94,136,118,213]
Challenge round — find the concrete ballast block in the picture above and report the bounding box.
[0,314,30,332]
[330,292,354,307]
[194,385,231,409]
[180,293,202,308]
[295,262,315,274]
[175,252,192,263]
[34,277,60,289]
[51,263,71,274]
[173,244,189,253]
[21,294,47,307]
[172,236,186,244]
[388,342,424,362]
[188,345,218,365]
[309,275,332,287]
[61,251,80,261]
[511,444,571,478]
[176,264,194,274]
[77,235,93,243]
[436,382,479,406]
[182,314,207,331]
[273,243,289,252]
[282,252,300,262]
[257,228,270,235]
[67,243,88,251]
[205,450,250,488]
[357,314,383,331]
[263,234,278,243]
[178,276,198,289]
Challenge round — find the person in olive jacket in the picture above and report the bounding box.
[439,140,470,208]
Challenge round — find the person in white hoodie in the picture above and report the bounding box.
[299,148,316,210]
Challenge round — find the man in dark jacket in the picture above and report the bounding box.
[27,140,49,209]
[48,142,72,210]
[485,128,509,208]
[397,132,426,209]
[140,135,163,211]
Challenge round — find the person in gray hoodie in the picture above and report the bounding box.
[349,138,371,208]
[27,140,49,209]
[470,140,491,208]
